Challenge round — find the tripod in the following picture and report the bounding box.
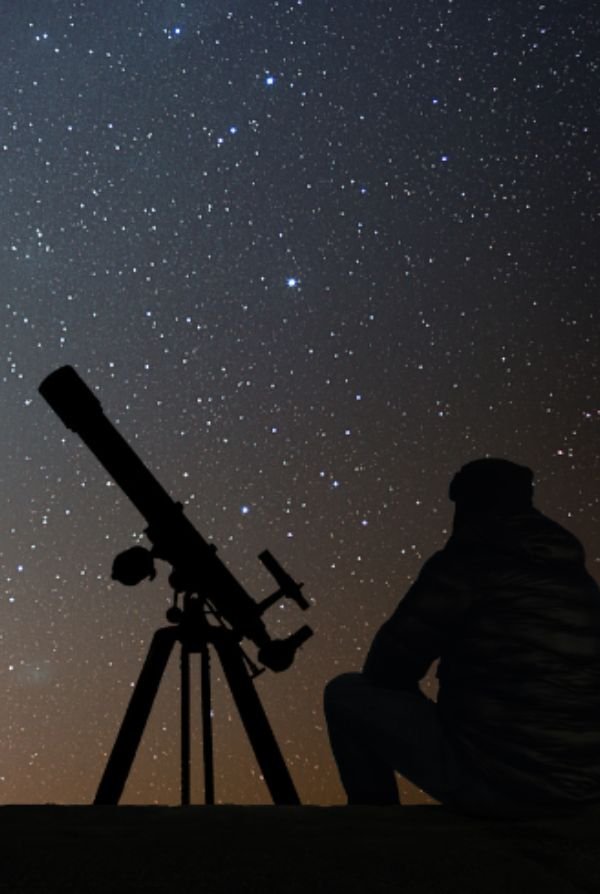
[94,598,301,806]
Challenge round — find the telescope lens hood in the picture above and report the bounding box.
[39,365,102,433]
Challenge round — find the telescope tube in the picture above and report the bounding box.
[39,366,273,649]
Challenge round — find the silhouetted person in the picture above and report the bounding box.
[324,458,600,817]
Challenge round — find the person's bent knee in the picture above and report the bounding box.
[324,672,363,715]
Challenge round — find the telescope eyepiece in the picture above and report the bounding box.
[258,625,313,672]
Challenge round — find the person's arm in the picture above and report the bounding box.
[363,549,475,690]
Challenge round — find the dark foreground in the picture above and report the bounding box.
[1,804,599,893]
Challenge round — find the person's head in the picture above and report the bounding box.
[449,458,534,519]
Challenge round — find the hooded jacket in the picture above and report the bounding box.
[363,508,600,805]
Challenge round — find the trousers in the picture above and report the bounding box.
[324,672,538,818]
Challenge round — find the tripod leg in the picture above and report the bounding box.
[212,633,300,805]
[201,645,215,805]
[95,626,178,805]
[181,645,191,806]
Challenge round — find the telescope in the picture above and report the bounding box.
[39,365,313,806]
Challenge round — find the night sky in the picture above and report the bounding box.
[2,1,598,806]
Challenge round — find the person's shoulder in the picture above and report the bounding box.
[418,548,450,573]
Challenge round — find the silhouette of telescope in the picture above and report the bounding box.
[38,365,312,671]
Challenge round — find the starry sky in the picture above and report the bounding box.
[2,0,598,806]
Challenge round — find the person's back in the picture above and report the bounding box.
[436,506,600,807]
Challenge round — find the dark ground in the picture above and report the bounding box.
[1,804,599,893]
